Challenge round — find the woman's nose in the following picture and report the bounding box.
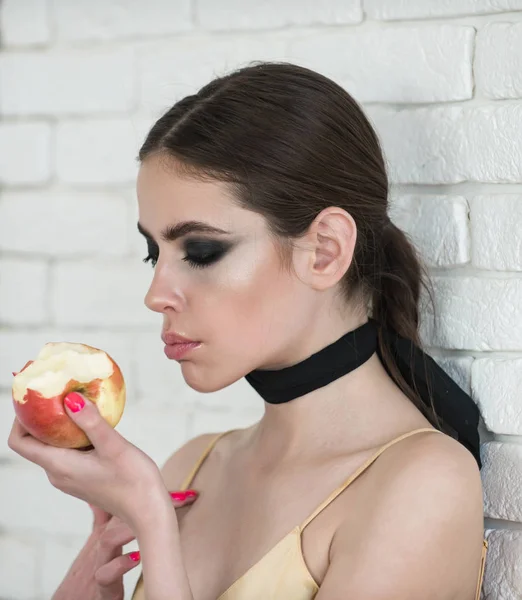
[144,264,184,314]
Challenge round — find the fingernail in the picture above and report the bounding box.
[184,489,198,498]
[64,392,85,412]
[170,491,187,501]
[129,551,140,562]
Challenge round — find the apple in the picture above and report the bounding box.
[12,342,126,448]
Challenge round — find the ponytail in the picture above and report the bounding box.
[372,219,443,431]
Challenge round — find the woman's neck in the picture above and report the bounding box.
[243,352,431,470]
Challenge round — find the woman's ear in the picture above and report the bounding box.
[293,207,357,291]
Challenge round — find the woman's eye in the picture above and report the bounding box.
[142,240,229,270]
[182,240,227,270]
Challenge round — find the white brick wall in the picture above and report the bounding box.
[1,1,521,598]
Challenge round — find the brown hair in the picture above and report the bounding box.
[138,61,442,429]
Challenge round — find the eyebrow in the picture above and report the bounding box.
[137,221,231,243]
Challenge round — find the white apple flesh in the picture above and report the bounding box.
[12,342,126,448]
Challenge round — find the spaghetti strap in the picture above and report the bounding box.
[475,539,488,600]
[299,427,444,531]
[179,429,236,491]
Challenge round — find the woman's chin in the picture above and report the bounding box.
[180,363,243,394]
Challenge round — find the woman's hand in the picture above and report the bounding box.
[51,493,198,600]
[8,392,170,529]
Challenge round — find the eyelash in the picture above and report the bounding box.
[142,240,227,270]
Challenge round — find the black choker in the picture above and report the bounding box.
[244,318,482,469]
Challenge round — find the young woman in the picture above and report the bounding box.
[10,61,488,600]
[130,60,488,600]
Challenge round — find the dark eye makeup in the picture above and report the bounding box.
[142,237,231,270]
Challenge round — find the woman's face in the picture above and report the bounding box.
[136,154,314,393]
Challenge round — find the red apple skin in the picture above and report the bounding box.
[12,344,126,449]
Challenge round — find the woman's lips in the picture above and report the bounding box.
[164,342,202,360]
[161,332,199,345]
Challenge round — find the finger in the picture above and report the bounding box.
[8,417,69,470]
[96,516,137,570]
[8,417,33,445]
[170,489,198,508]
[9,418,28,437]
[94,551,141,589]
[63,393,124,457]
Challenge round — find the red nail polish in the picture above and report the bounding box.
[64,392,85,412]
[170,492,187,501]
[129,551,140,562]
[184,489,198,498]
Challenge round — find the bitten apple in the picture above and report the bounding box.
[12,342,126,448]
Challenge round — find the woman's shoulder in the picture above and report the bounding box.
[326,430,485,597]
[370,425,482,499]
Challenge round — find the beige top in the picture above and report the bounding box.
[131,427,488,600]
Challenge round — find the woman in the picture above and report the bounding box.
[9,62,487,600]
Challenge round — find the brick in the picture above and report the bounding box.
[476,23,522,99]
[0,329,137,398]
[472,358,522,435]
[0,190,130,257]
[470,195,522,270]
[51,260,157,327]
[419,277,522,351]
[0,463,92,536]
[56,118,145,184]
[0,48,135,116]
[0,0,49,46]
[390,195,470,267]
[197,0,362,30]
[482,442,522,522]
[0,121,51,185]
[366,105,463,184]
[479,530,522,599]
[287,25,473,103]
[0,535,39,599]
[0,258,49,325]
[52,0,192,41]
[137,37,287,113]
[365,0,522,20]
[366,104,522,184]
[463,105,522,182]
